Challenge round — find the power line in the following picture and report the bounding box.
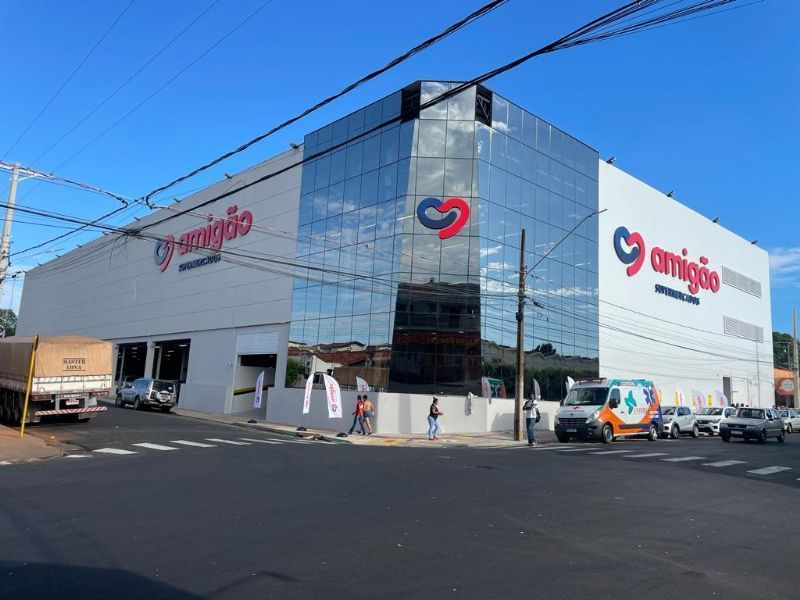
[141,0,510,204]
[0,160,129,205]
[13,0,747,266]
[2,0,137,159]
[38,0,278,179]
[130,0,749,241]
[26,0,221,168]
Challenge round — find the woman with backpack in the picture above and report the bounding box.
[523,398,540,446]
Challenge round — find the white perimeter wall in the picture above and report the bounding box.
[267,388,517,435]
[17,149,302,413]
[598,162,774,408]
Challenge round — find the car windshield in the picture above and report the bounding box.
[153,381,174,392]
[736,408,764,420]
[779,411,789,417]
[698,408,724,416]
[564,387,608,406]
[662,407,676,415]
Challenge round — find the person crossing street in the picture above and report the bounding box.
[523,397,540,446]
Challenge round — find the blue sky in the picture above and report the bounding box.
[0,0,797,331]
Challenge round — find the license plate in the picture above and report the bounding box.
[65,399,80,406]
[566,428,577,433]
[731,430,743,436]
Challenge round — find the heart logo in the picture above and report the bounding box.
[416,197,470,239]
[613,226,645,276]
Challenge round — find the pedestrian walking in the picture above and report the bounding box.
[428,397,443,440]
[362,395,375,435]
[348,395,366,435]
[523,397,540,446]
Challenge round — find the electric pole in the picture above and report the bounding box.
[793,309,799,409]
[514,228,526,442]
[0,162,21,304]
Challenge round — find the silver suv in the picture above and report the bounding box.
[720,407,785,443]
[696,406,737,436]
[660,406,698,439]
[116,378,176,413]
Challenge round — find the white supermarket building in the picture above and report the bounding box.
[15,82,774,434]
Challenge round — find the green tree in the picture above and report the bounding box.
[284,357,305,387]
[0,309,16,337]
[774,331,797,369]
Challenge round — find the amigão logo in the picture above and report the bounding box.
[613,226,645,276]
[416,197,470,240]
[612,225,720,295]
[153,205,254,272]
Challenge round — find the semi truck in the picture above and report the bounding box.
[0,335,111,425]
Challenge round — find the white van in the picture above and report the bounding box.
[554,378,663,444]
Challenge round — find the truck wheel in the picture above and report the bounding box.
[670,425,680,439]
[556,434,571,443]
[601,423,614,444]
[647,423,658,441]
[758,429,767,444]
[691,424,699,439]
[133,397,143,411]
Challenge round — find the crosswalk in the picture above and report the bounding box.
[53,435,334,462]
[522,442,797,482]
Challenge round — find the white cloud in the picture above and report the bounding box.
[769,247,800,287]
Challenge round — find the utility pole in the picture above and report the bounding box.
[0,162,20,304]
[514,228,526,442]
[793,310,799,409]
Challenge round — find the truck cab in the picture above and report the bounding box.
[554,378,663,444]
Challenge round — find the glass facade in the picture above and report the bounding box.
[287,82,599,400]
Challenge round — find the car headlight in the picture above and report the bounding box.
[587,408,601,422]
[554,416,560,425]
[712,418,721,423]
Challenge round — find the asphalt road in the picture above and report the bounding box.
[2,408,800,599]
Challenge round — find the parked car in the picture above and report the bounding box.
[660,405,699,439]
[695,406,737,436]
[116,378,176,412]
[777,408,800,434]
[720,407,785,443]
[115,375,137,397]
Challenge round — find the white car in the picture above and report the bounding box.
[777,408,800,434]
[660,405,699,439]
[695,406,737,436]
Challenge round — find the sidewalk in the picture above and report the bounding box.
[173,407,557,448]
[0,424,66,465]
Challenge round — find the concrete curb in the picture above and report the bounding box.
[233,422,354,444]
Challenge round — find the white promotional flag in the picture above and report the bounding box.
[356,376,369,392]
[566,376,575,393]
[302,374,313,415]
[322,374,343,419]
[253,370,265,409]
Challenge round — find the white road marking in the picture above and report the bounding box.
[238,438,282,444]
[703,460,746,468]
[531,445,578,450]
[590,450,632,455]
[205,438,251,446]
[171,440,216,448]
[557,448,595,452]
[65,454,91,459]
[747,466,791,476]
[625,452,669,458]
[133,443,179,451]
[94,448,137,455]
[1,460,12,465]
[661,456,706,462]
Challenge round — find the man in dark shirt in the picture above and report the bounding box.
[428,397,443,440]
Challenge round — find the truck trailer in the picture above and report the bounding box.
[0,336,111,425]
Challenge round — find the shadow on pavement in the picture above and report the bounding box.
[0,562,203,599]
